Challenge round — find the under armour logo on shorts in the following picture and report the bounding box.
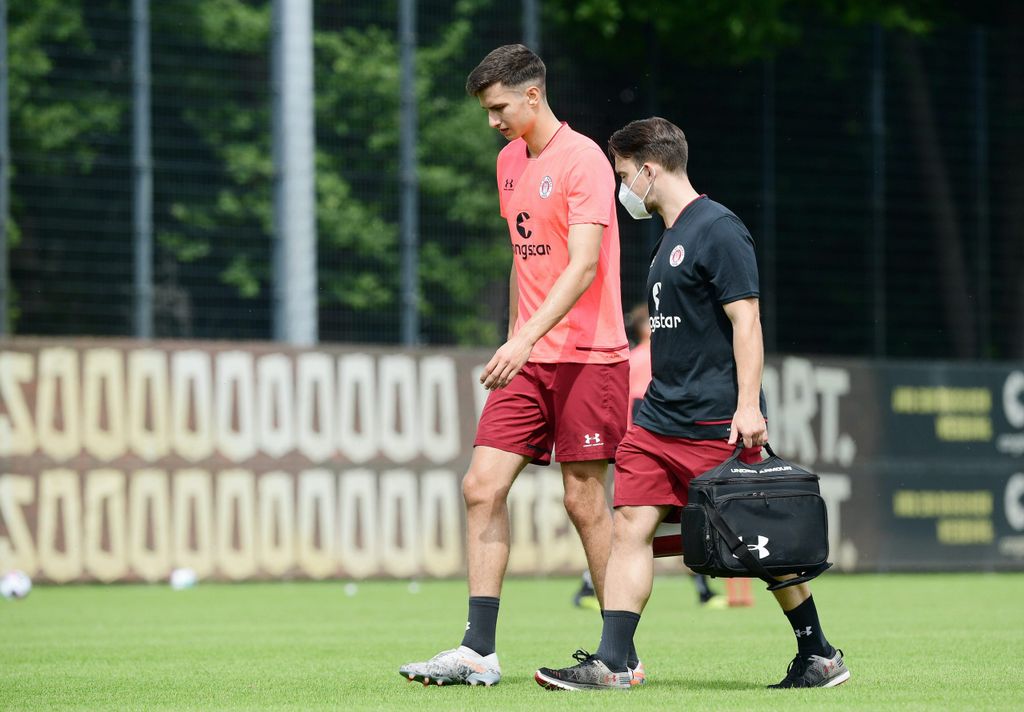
[583,433,602,447]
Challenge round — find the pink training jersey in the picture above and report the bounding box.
[627,341,652,426]
[496,123,628,364]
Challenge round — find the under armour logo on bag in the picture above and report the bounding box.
[732,535,770,560]
[795,626,814,638]
[583,433,602,446]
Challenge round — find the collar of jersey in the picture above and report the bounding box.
[525,121,569,160]
[650,194,708,261]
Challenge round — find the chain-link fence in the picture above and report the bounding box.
[4,1,1023,359]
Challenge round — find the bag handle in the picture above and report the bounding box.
[728,441,777,459]
[703,498,831,590]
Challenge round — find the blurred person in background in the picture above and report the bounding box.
[536,117,849,691]
[399,44,633,687]
[573,303,727,612]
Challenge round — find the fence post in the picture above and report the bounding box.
[761,58,776,353]
[271,0,318,346]
[870,25,887,357]
[132,0,153,339]
[399,0,419,346]
[973,27,990,358]
[523,0,540,53]
[0,0,8,336]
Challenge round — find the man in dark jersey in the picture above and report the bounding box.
[534,117,850,691]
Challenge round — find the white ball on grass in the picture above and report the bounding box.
[0,570,32,600]
[169,567,198,590]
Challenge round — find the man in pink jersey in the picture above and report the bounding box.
[399,44,631,687]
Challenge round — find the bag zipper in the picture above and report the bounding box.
[707,476,817,486]
[717,489,818,500]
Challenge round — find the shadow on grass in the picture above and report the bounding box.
[642,678,761,692]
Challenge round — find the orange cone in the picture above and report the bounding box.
[726,578,754,607]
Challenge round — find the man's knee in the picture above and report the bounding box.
[562,487,607,527]
[561,464,608,525]
[462,467,510,509]
[612,507,660,545]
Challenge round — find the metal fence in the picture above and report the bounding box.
[3,1,1023,359]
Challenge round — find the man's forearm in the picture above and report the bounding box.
[732,310,764,409]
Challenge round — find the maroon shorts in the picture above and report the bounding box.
[612,424,762,507]
[474,361,629,465]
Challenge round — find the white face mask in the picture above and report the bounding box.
[618,166,654,220]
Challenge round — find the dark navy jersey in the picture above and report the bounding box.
[633,195,767,439]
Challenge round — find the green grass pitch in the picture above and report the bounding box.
[2,573,1023,710]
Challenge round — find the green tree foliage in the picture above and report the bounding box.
[152,0,505,344]
[8,0,122,180]
[7,0,1018,357]
[6,0,125,326]
[151,0,273,308]
[548,0,937,65]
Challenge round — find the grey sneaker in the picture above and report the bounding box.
[768,648,850,688]
[534,650,633,691]
[629,660,646,686]
[398,646,501,687]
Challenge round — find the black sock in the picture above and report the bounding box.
[627,639,639,670]
[461,596,499,656]
[784,596,833,658]
[601,610,639,668]
[595,610,640,673]
[693,574,714,602]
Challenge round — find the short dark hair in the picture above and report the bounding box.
[466,44,546,96]
[608,117,689,174]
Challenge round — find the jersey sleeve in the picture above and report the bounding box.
[564,147,614,226]
[697,216,760,304]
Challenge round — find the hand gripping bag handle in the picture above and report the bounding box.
[726,441,778,461]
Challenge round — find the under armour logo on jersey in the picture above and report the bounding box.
[503,178,515,190]
[583,433,602,446]
[465,621,471,631]
[732,535,770,560]
[794,626,814,638]
[652,282,662,311]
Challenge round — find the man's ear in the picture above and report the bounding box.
[525,85,542,107]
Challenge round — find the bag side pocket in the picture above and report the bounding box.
[681,504,712,568]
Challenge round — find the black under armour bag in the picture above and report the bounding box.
[681,443,831,590]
